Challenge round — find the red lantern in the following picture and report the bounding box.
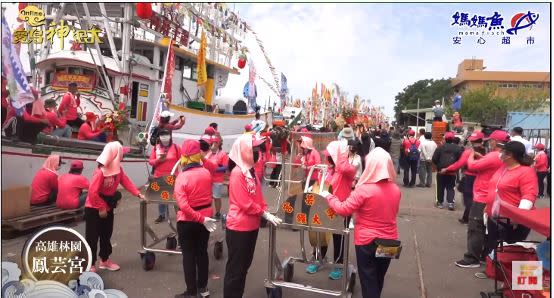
[18,3,27,11]
[237,53,247,69]
[136,3,153,20]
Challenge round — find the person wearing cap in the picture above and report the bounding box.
[322,148,401,298]
[56,160,89,210]
[174,140,217,298]
[454,130,507,268]
[44,99,72,138]
[206,134,229,219]
[149,129,181,224]
[244,123,253,134]
[432,100,445,122]
[250,112,266,134]
[533,143,548,199]
[417,132,437,188]
[338,126,355,142]
[78,112,107,142]
[224,134,282,298]
[85,141,146,272]
[30,155,63,206]
[482,141,537,257]
[58,82,84,128]
[158,110,185,131]
[431,131,463,210]
[441,130,486,223]
[510,127,533,156]
[401,130,420,187]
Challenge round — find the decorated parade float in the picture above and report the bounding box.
[2,3,279,188]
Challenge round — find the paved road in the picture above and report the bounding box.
[2,176,549,298]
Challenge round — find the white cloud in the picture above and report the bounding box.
[222,3,550,118]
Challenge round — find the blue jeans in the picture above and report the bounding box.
[52,126,72,138]
[159,204,168,218]
[92,132,107,142]
[78,192,87,208]
[356,242,392,298]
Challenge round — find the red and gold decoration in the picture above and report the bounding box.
[136,3,153,20]
[97,105,129,142]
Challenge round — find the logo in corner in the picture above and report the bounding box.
[507,11,539,35]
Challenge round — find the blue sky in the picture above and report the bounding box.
[221,3,550,117]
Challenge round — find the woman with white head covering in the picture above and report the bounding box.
[85,141,146,272]
[223,134,282,298]
[323,148,401,298]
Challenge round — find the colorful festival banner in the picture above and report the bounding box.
[196,30,207,87]
[1,15,34,110]
[51,72,96,91]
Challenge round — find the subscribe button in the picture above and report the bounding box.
[22,226,92,284]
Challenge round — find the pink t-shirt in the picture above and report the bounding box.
[85,167,140,211]
[174,166,213,223]
[78,122,102,140]
[206,150,229,183]
[226,166,267,232]
[445,149,478,176]
[485,165,538,216]
[534,151,549,172]
[327,182,401,245]
[148,144,181,178]
[467,151,503,203]
[56,173,89,209]
[30,168,58,205]
[58,92,80,121]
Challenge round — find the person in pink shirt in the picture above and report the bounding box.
[174,140,217,298]
[441,130,486,224]
[85,141,145,272]
[533,143,549,199]
[30,155,62,205]
[78,112,107,142]
[324,147,401,298]
[58,82,84,128]
[324,140,357,280]
[293,135,321,186]
[401,130,420,187]
[454,129,508,268]
[44,99,72,138]
[483,141,537,256]
[56,160,89,209]
[223,134,282,298]
[206,135,229,219]
[158,110,185,131]
[149,129,181,223]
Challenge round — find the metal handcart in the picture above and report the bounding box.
[138,162,226,271]
[262,141,356,297]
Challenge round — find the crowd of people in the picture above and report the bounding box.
[20,101,551,297]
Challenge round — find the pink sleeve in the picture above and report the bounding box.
[174,176,204,223]
[233,175,264,216]
[23,111,44,124]
[118,169,140,196]
[148,146,161,166]
[203,158,216,175]
[335,149,356,179]
[534,154,547,170]
[58,95,69,114]
[326,189,365,217]
[89,170,109,211]
[467,152,495,172]
[80,124,102,139]
[305,151,319,167]
[220,152,229,166]
[446,149,469,172]
[79,176,90,190]
[520,168,538,202]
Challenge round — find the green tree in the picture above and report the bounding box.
[460,86,549,125]
[393,78,454,124]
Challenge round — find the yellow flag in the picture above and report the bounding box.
[197,30,207,86]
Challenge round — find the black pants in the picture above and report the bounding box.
[332,217,350,264]
[537,172,548,196]
[548,171,551,197]
[461,175,476,221]
[85,207,114,264]
[433,116,443,122]
[269,165,282,187]
[224,229,259,298]
[355,242,392,298]
[31,191,58,206]
[462,202,486,264]
[436,174,456,204]
[403,159,418,186]
[66,117,84,128]
[19,119,48,143]
[177,221,210,295]
[485,218,531,255]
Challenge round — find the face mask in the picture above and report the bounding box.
[159,135,171,145]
